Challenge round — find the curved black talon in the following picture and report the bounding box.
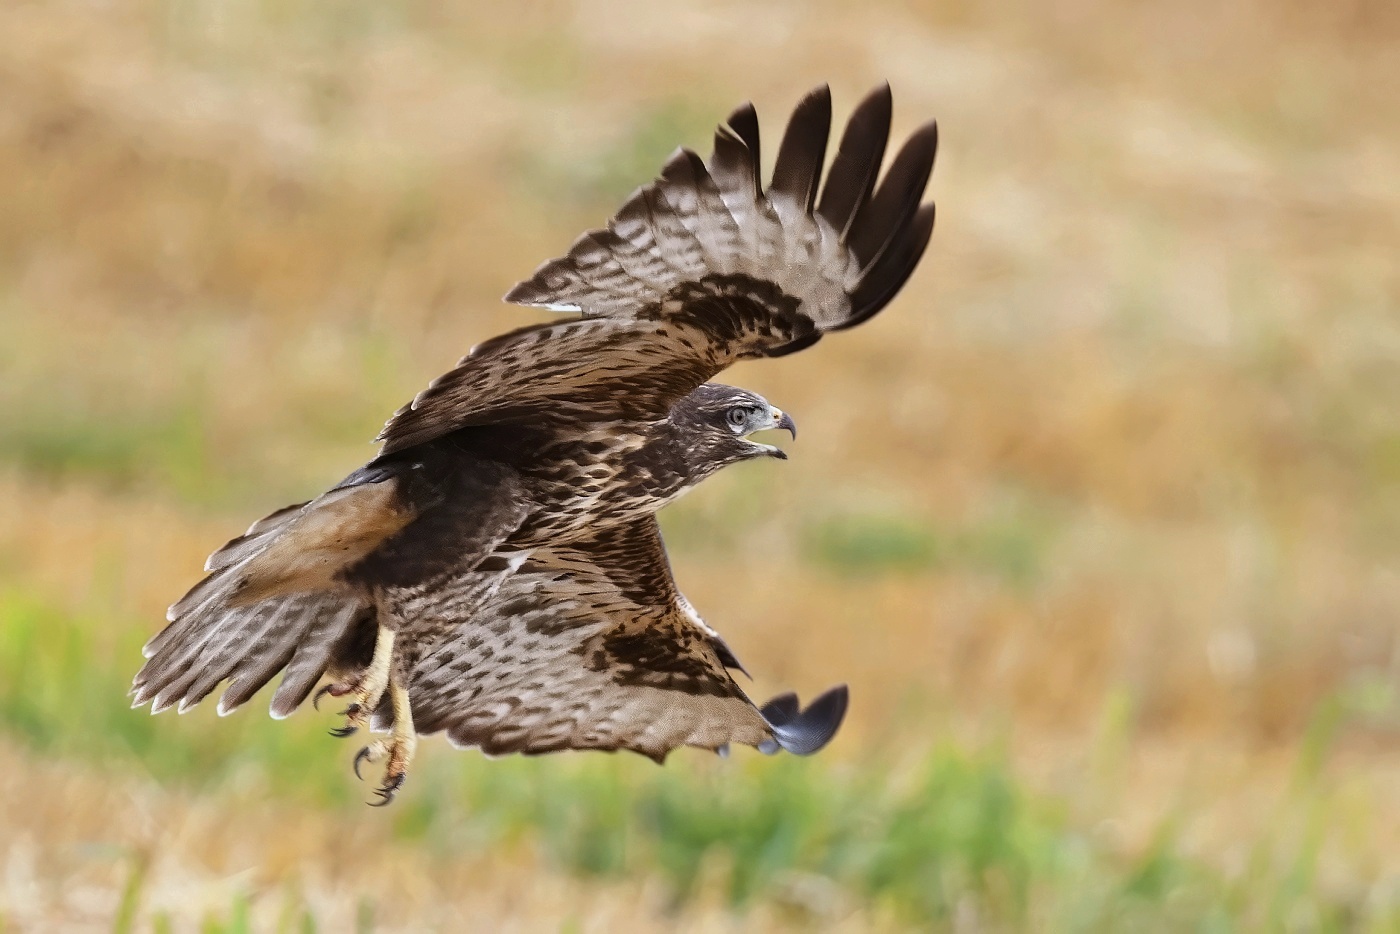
[353,747,373,780]
[368,774,405,807]
[329,725,358,738]
[312,684,335,711]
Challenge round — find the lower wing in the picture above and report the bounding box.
[388,517,847,762]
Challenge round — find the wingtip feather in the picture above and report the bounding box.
[817,83,894,238]
[769,84,833,212]
[844,201,936,328]
[762,684,849,756]
[848,119,939,271]
[759,691,801,726]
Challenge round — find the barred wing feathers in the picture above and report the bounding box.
[393,518,847,762]
[131,470,529,720]
[377,84,937,456]
[131,491,381,719]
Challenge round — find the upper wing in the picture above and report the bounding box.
[392,517,848,762]
[376,83,937,455]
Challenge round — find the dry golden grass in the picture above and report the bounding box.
[2,0,1399,927]
[5,747,877,933]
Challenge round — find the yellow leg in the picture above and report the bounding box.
[326,626,395,738]
[352,674,417,806]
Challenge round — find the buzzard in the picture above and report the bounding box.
[132,84,938,803]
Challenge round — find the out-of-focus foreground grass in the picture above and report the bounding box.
[2,0,1399,929]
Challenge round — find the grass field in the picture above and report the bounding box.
[2,0,1399,929]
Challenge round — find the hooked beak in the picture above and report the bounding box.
[772,408,797,440]
[754,407,796,460]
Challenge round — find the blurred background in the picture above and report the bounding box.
[1,0,1398,929]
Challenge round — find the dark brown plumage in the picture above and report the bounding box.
[131,83,938,803]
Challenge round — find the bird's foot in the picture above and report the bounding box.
[318,676,388,737]
[316,680,383,739]
[354,724,417,806]
[319,628,396,737]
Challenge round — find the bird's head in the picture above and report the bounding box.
[671,384,796,478]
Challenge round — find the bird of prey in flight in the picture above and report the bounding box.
[132,84,938,804]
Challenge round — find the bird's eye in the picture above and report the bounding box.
[726,407,749,431]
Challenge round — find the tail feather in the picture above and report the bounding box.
[142,572,234,660]
[137,574,250,696]
[133,492,383,718]
[216,597,348,715]
[135,587,366,717]
[143,501,310,661]
[269,603,373,719]
[176,597,298,712]
[204,501,308,573]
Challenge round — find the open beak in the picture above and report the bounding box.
[756,407,796,460]
[773,408,797,440]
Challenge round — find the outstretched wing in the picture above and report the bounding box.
[377,83,937,455]
[393,517,848,762]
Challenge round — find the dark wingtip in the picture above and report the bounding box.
[769,84,833,211]
[842,201,937,330]
[848,118,939,272]
[725,101,762,192]
[759,685,849,756]
[817,83,894,238]
[759,691,801,726]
